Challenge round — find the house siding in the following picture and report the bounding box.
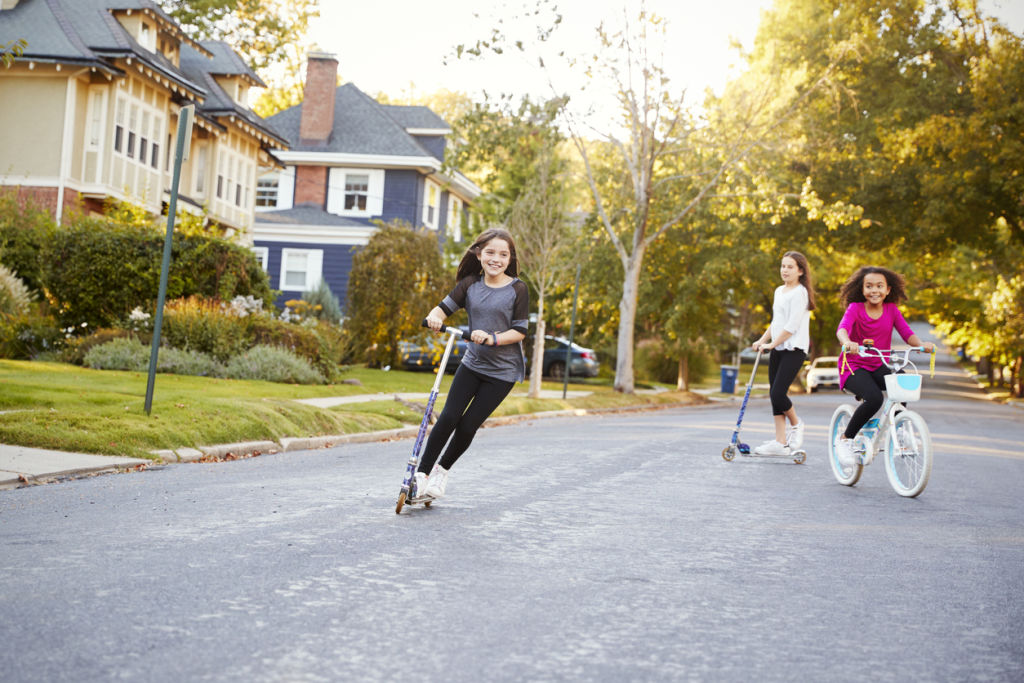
[381,169,421,226]
[0,77,66,178]
[258,239,359,312]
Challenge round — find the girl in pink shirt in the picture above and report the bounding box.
[833,266,935,467]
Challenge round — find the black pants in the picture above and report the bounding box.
[417,364,515,474]
[768,348,806,416]
[842,366,893,439]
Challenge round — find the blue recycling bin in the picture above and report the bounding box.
[720,365,738,394]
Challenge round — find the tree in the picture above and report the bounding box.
[1,38,26,68]
[159,0,319,116]
[507,145,575,397]
[345,221,449,368]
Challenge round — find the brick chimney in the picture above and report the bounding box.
[299,51,338,145]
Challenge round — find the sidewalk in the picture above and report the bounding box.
[0,387,695,491]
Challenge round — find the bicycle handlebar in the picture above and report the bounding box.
[852,345,936,376]
[421,319,472,341]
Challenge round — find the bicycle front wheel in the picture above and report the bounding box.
[829,404,862,486]
[886,410,932,497]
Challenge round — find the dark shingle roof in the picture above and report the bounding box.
[189,40,264,87]
[383,105,450,131]
[267,83,443,158]
[255,207,372,228]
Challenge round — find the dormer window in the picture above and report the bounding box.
[139,22,156,52]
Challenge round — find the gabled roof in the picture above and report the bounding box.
[191,39,265,88]
[0,0,206,90]
[267,83,444,158]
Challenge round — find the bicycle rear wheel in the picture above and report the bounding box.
[885,410,932,497]
[828,404,862,486]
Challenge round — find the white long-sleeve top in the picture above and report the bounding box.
[770,284,810,352]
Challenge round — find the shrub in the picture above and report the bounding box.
[301,280,344,323]
[0,307,63,359]
[41,216,274,329]
[161,296,248,362]
[83,337,149,371]
[0,191,55,292]
[223,344,325,384]
[155,346,224,377]
[634,338,715,387]
[0,263,32,316]
[59,327,137,365]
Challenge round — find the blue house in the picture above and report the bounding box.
[253,52,480,312]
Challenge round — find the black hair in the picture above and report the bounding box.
[840,266,908,307]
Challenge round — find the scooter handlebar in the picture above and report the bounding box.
[422,319,472,341]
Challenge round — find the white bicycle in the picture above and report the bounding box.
[827,345,935,497]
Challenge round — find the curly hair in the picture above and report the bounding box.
[455,228,520,281]
[840,266,907,307]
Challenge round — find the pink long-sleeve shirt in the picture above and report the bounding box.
[837,302,915,389]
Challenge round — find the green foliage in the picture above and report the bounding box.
[346,221,450,368]
[161,296,249,362]
[39,216,273,329]
[1,38,27,68]
[301,280,344,323]
[155,346,223,377]
[0,263,32,316]
[0,191,56,292]
[83,338,150,371]
[223,344,325,384]
[0,307,62,359]
[59,328,137,365]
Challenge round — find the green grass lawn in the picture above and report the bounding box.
[0,360,704,459]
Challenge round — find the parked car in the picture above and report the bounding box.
[804,355,840,392]
[538,336,600,378]
[399,327,469,373]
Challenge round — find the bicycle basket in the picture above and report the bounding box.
[884,373,922,402]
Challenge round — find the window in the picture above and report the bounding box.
[149,114,160,169]
[279,248,323,292]
[256,176,278,207]
[344,173,369,210]
[252,246,268,271]
[216,155,225,199]
[423,180,439,229]
[194,145,207,194]
[114,99,125,153]
[127,104,138,158]
[326,168,382,216]
[139,111,149,167]
[447,196,463,242]
[88,90,103,148]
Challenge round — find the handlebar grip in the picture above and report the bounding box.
[421,319,472,341]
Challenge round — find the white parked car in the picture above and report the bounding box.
[805,355,840,392]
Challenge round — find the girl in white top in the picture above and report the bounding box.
[750,251,816,456]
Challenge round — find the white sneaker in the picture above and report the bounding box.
[786,420,805,449]
[413,471,429,499]
[425,464,449,499]
[834,437,859,468]
[754,440,791,456]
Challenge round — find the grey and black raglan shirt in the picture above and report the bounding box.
[439,275,530,383]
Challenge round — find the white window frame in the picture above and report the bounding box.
[326,168,383,217]
[422,178,440,230]
[447,195,463,242]
[194,143,207,195]
[252,246,269,271]
[279,248,323,292]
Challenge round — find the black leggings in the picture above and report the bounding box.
[417,364,515,474]
[842,366,893,439]
[768,348,806,416]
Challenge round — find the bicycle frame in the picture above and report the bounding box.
[841,345,930,463]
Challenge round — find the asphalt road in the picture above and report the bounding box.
[1,347,1022,682]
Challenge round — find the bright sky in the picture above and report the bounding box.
[309,0,1024,108]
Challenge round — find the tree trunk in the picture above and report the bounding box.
[1013,355,1023,398]
[528,297,546,399]
[676,354,689,391]
[613,250,644,394]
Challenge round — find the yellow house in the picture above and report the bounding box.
[0,0,286,241]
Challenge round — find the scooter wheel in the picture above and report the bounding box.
[424,500,432,508]
[792,450,807,465]
[722,446,736,462]
[395,491,407,514]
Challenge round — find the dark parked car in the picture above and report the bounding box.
[398,327,469,373]
[539,336,599,378]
